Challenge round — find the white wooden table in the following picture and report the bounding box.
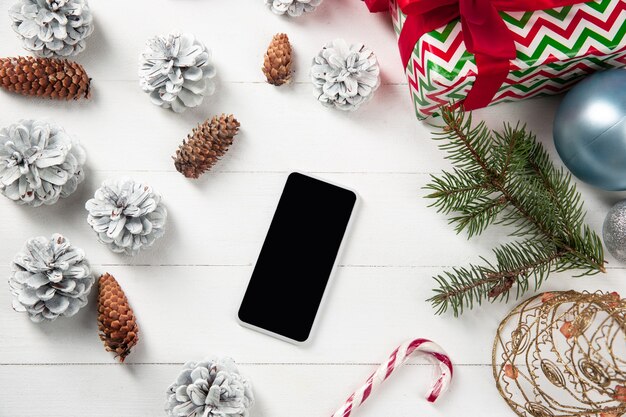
[0,1,624,416]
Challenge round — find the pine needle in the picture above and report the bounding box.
[426,106,606,316]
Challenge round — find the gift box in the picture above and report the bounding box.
[365,0,626,119]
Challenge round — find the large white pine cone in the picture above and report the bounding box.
[166,357,254,417]
[310,39,381,111]
[9,0,94,58]
[0,120,86,207]
[10,233,94,322]
[85,178,167,256]
[264,0,322,17]
[139,33,216,113]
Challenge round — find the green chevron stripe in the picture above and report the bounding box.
[409,24,626,83]
[405,11,626,81]
[396,0,613,35]
[393,0,626,118]
[427,22,459,43]
[517,24,626,65]
[585,0,616,13]
[501,6,576,28]
[409,49,626,118]
[508,53,621,77]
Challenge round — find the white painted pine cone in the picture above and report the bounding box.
[9,0,94,57]
[139,33,216,113]
[311,39,381,111]
[10,233,94,322]
[85,178,167,256]
[265,0,322,17]
[166,357,254,417]
[0,120,86,207]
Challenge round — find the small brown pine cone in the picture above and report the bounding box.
[173,114,240,179]
[487,276,515,299]
[97,273,139,363]
[262,33,292,86]
[0,56,91,100]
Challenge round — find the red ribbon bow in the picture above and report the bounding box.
[365,0,587,109]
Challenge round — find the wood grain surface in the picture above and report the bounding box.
[0,1,624,416]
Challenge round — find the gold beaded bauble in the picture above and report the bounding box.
[493,291,625,417]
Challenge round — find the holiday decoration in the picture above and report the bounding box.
[426,106,605,316]
[493,291,626,417]
[139,33,216,113]
[310,39,380,111]
[0,120,86,206]
[0,56,91,100]
[165,357,254,417]
[553,69,626,191]
[603,200,626,263]
[97,273,138,363]
[262,33,292,86]
[265,0,322,17]
[362,0,626,119]
[85,178,167,256]
[9,233,93,322]
[173,114,240,179]
[9,0,94,58]
[331,339,452,417]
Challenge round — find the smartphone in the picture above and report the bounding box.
[238,172,358,344]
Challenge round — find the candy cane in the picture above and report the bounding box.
[331,338,453,417]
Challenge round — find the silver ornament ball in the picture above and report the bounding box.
[553,69,626,190]
[602,200,626,263]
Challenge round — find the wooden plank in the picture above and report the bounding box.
[0,172,620,267]
[0,265,621,364]
[0,0,405,83]
[0,363,513,417]
[0,81,566,174]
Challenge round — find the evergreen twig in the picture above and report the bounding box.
[425,106,606,316]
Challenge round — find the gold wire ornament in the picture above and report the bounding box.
[492,291,626,417]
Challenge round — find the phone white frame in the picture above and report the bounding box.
[237,172,360,345]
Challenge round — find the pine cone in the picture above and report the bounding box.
[310,39,380,111]
[174,114,240,179]
[139,33,216,113]
[10,0,94,58]
[10,233,94,322]
[263,34,292,86]
[0,120,86,206]
[265,0,322,17]
[85,178,167,256]
[97,273,138,363]
[0,56,91,100]
[165,357,254,417]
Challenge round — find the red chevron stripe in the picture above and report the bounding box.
[401,2,626,65]
[507,60,620,83]
[407,31,466,83]
[493,81,580,101]
[421,31,465,63]
[414,49,626,116]
[511,3,626,48]
[411,10,626,85]
[394,0,626,118]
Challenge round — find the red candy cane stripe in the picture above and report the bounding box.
[331,339,453,417]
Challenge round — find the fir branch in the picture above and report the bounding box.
[430,240,562,316]
[426,106,606,316]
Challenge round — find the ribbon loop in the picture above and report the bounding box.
[363,0,391,12]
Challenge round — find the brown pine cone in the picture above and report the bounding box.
[0,56,91,100]
[97,273,139,363]
[173,114,240,179]
[262,33,292,86]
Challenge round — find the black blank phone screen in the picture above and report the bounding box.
[238,173,357,342]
